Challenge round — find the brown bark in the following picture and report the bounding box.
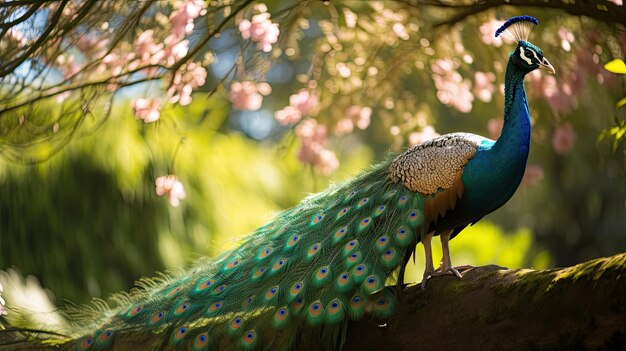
[346,254,626,351]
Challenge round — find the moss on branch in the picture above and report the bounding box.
[345,253,626,350]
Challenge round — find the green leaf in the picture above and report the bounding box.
[617,96,626,109]
[604,59,626,74]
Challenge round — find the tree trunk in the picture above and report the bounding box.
[345,254,626,351]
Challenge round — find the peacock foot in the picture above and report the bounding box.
[432,264,475,278]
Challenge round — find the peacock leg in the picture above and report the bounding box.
[432,230,473,278]
[420,232,435,290]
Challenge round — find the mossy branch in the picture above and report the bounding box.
[345,253,626,350]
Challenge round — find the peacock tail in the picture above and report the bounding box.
[48,160,431,351]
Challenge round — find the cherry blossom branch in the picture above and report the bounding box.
[39,0,158,90]
[166,0,255,89]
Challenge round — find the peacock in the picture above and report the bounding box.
[1,16,555,351]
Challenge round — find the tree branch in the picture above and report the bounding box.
[0,0,69,78]
[397,0,626,28]
[344,253,626,350]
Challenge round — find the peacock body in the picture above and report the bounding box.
[1,16,555,351]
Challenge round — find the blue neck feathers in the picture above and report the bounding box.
[493,58,531,160]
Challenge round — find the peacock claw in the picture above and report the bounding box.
[432,266,463,279]
[433,264,474,278]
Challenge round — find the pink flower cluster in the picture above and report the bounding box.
[118,0,206,75]
[474,71,497,103]
[229,81,272,111]
[123,1,207,118]
[479,19,505,47]
[156,175,187,207]
[274,89,319,125]
[558,28,575,52]
[239,4,280,52]
[134,30,166,69]
[409,126,439,146]
[131,98,162,123]
[432,59,474,113]
[167,62,208,106]
[334,105,372,136]
[551,122,577,155]
[522,164,545,188]
[296,119,339,175]
[170,0,206,38]
[528,72,575,114]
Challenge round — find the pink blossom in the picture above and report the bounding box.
[432,59,474,113]
[229,81,271,111]
[274,106,302,125]
[239,9,280,52]
[346,105,372,130]
[608,0,622,5]
[170,0,206,39]
[392,23,409,40]
[156,175,187,207]
[296,119,338,175]
[479,19,504,47]
[132,98,162,123]
[296,119,328,145]
[474,71,497,103]
[298,141,318,164]
[297,142,339,176]
[336,105,372,136]
[99,52,124,76]
[552,122,577,155]
[409,126,439,145]
[487,118,503,140]
[135,30,165,65]
[334,118,354,135]
[522,164,544,188]
[316,148,339,175]
[558,28,575,52]
[167,62,207,105]
[163,35,190,66]
[274,89,318,125]
[528,73,574,113]
[289,89,319,115]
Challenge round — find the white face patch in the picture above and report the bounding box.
[519,47,533,65]
[529,48,541,63]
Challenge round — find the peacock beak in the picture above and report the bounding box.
[538,57,555,74]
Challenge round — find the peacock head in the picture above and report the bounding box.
[496,16,555,75]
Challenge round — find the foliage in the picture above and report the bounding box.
[598,58,626,151]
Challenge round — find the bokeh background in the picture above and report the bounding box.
[1,0,625,313]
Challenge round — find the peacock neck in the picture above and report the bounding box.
[493,58,531,158]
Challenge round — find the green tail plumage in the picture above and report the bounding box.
[3,160,429,350]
